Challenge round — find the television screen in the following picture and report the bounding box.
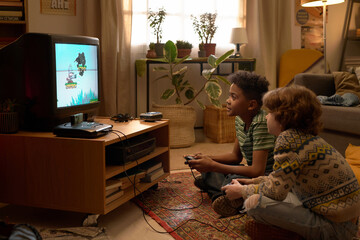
[0,33,101,131]
[55,43,99,108]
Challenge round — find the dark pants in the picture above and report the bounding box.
[201,171,250,202]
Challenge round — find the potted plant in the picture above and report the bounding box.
[191,13,218,57]
[0,98,19,133]
[175,40,193,58]
[148,7,166,58]
[146,42,157,58]
[151,40,233,147]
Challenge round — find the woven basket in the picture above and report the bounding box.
[0,112,19,133]
[152,104,196,148]
[203,105,236,143]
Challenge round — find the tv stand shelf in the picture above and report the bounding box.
[0,118,169,214]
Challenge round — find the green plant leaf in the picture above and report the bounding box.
[161,89,175,100]
[209,98,222,108]
[196,100,206,110]
[152,66,168,71]
[175,56,190,65]
[153,74,169,81]
[164,40,177,63]
[175,97,182,104]
[215,49,234,66]
[172,73,182,86]
[215,75,231,85]
[202,68,216,80]
[208,55,217,68]
[185,89,195,100]
[173,66,187,75]
[205,81,222,99]
[150,58,168,63]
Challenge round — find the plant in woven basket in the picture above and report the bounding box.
[0,98,19,133]
[153,40,233,109]
[0,98,17,112]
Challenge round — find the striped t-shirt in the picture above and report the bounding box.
[235,109,275,173]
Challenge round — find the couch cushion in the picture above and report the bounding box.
[333,71,360,99]
[321,105,360,136]
[345,144,360,184]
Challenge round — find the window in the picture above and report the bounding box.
[132,0,246,55]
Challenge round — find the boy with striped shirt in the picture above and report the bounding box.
[187,71,275,217]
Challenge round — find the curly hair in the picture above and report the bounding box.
[228,71,269,106]
[262,85,323,135]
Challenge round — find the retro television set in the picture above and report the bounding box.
[0,32,101,131]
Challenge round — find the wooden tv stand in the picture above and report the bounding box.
[0,118,169,214]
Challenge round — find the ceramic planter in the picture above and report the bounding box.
[204,43,216,57]
[177,49,191,58]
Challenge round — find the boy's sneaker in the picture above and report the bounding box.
[244,219,304,240]
[194,176,207,191]
[212,195,244,217]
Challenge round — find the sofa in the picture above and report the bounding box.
[293,72,360,156]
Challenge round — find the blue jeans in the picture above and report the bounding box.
[201,171,250,201]
[247,192,358,240]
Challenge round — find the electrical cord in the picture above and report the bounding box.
[108,129,245,234]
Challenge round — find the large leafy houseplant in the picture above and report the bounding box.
[153,40,234,109]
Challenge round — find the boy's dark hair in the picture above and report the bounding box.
[228,71,269,106]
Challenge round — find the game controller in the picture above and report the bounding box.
[184,155,195,165]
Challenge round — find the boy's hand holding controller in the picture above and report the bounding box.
[221,179,243,200]
[184,155,196,165]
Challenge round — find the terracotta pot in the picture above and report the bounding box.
[204,43,216,57]
[146,50,157,58]
[177,49,191,58]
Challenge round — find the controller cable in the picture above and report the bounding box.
[108,130,245,234]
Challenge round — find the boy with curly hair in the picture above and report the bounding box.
[187,71,276,217]
[222,85,360,239]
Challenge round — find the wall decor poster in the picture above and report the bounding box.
[295,0,326,26]
[301,26,324,53]
[295,0,325,52]
[41,0,76,16]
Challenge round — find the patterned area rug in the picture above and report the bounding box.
[133,171,251,240]
[134,171,360,240]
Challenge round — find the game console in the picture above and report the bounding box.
[140,112,162,122]
[106,135,156,165]
[53,121,113,138]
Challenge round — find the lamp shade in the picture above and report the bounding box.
[301,0,344,7]
[230,27,248,44]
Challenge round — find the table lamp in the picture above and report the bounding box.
[301,0,345,73]
[230,27,248,58]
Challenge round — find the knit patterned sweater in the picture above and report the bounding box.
[241,128,360,222]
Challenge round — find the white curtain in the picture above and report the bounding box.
[84,0,133,117]
[245,0,292,88]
